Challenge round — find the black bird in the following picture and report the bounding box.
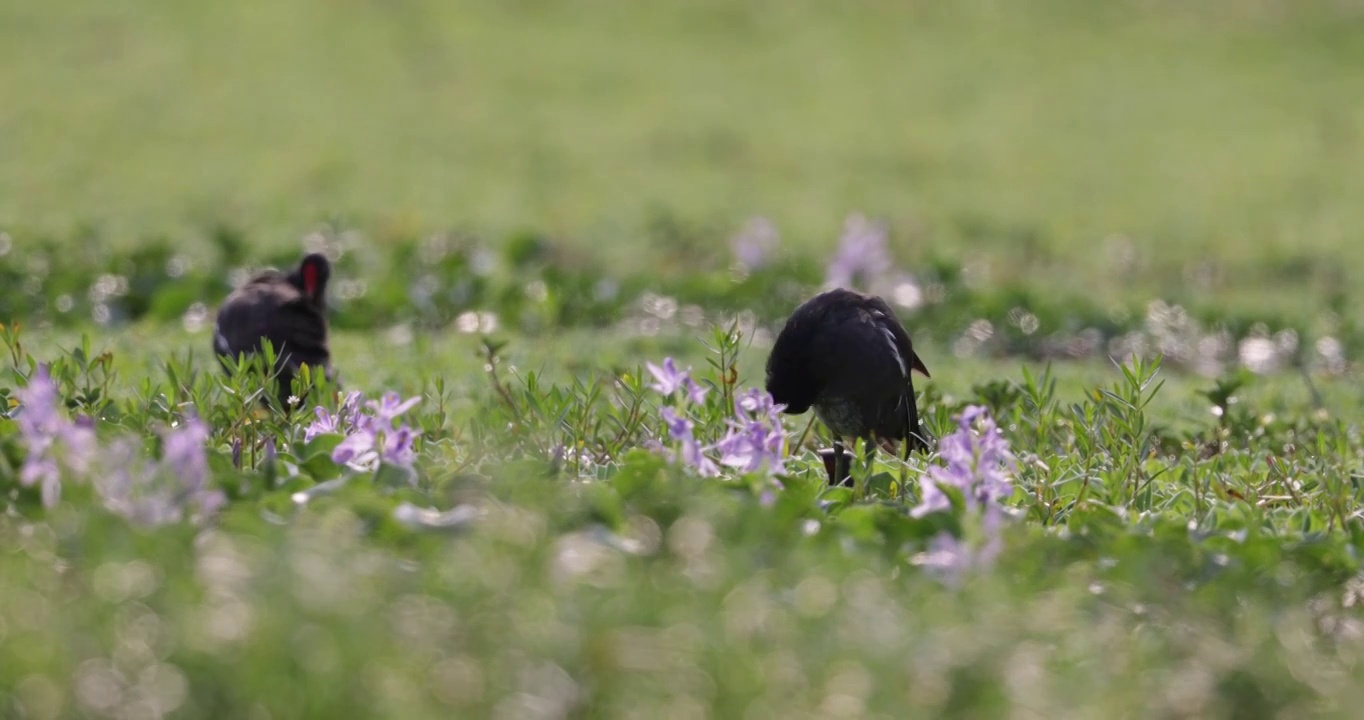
[213,253,334,409]
[765,287,931,485]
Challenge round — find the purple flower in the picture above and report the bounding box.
[656,407,717,477]
[713,427,781,475]
[646,358,688,396]
[15,366,59,424]
[339,390,364,420]
[912,405,1015,518]
[683,378,709,406]
[646,358,711,406]
[14,366,96,508]
[94,420,226,527]
[913,474,951,518]
[94,442,167,525]
[735,387,780,419]
[15,375,63,503]
[913,532,971,586]
[24,457,61,509]
[304,406,342,442]
[825,213,894,290]
[332,429,378,469]
[163,417,210,488]
[731,216,780,270]
[653,386,786,480]
[382,425,419,466]
[711,389,787,476]
[680,436,720,477]
[913,508,1006,587]
[14,366,226,523]
[660,407,693,440]
[163,418,227,520]
[304,391,364,441]
[759,488,777,507]
[324,391,423,472]
[369,392,422,424]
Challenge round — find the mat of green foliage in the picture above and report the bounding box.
[3,320,1364,718]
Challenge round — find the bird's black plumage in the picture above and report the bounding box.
[766,288,930,482]
[212,253,333,409]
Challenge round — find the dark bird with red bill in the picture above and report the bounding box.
[213,253,334,410]
[765,287,931,485]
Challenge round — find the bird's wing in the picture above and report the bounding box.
[214,293,273,358]
[834,296,929,449]
[856,295,932,447]
[214,290,329,371]
[862,294,929,379]
[806,303,909,396]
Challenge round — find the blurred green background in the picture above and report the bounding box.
[3,0,1362,311]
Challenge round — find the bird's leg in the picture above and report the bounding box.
[823,436,845,485]
[821,439,851,487]
[819,446,837,485]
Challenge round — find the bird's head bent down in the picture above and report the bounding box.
[765,287,932,481]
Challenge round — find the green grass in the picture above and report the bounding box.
[4,0,1364,716]
[3,324,1364,717]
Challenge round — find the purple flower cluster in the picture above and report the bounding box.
[306,391,423,472]
[912,405,1015,518]
[648,358,787,479]
[14,366,96,508]
[824,213,895,290]
[913,510,1004,588]
[96,418,227,527]
[303,389,363,442]
[713,389,786,476]
[910,406,1015,584]
[14,367,225,524]
[660,406,718,477]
